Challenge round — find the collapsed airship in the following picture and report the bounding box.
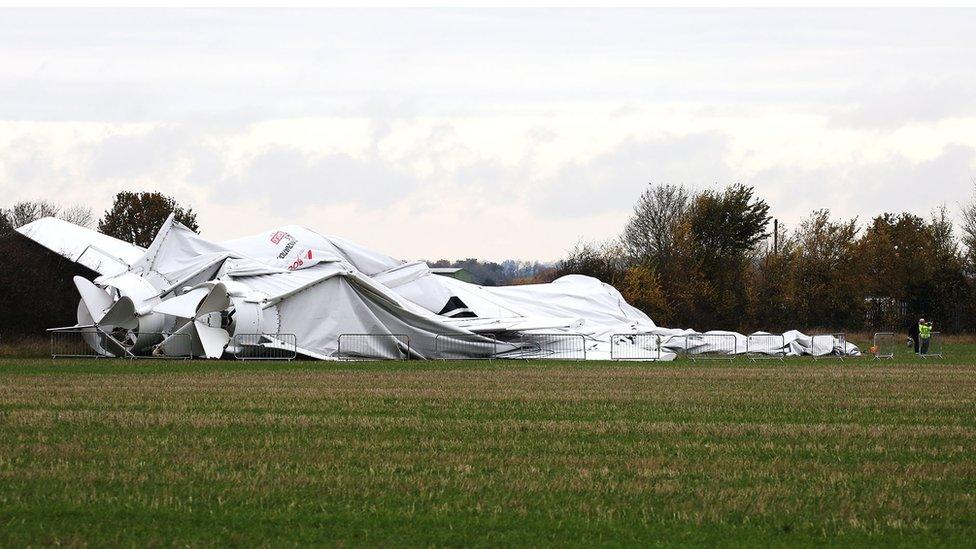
[16,216,857,360]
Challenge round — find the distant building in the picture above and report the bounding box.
[430,267,475,283]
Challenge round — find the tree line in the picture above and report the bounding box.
[544,183,976,334]
[425,258,554,286]
[1,191,199,246]
[5,185,975,334]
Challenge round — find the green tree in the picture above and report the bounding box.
[744,226,799,332]
[687,184,771,259]
[926,206,966,331]
[683,184,771,329]
[792,210,863,330]
[98,192,199,247]
[857,211,964,330]
[621,263,672,324]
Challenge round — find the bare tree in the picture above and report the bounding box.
[621,184,690,266]
[961,182,976,270]
[5,200,61,229]
[59,205,95,229]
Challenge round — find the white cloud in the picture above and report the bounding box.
[1,9,976,260]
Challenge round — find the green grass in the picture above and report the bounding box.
[1,349,975,547]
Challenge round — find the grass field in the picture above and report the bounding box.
[1,350,975,546]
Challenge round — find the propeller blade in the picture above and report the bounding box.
[152,287,209,318]
[73,276,113,323]
[99,296,138,329]
[76,299,94,326]
[167,320,204,357]
[82,329,112,357]
[157,322,197,358]
[98,331,130,358]
[195,321,230,359]
[197,282,230,316]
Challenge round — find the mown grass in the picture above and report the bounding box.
[1,350,975,546]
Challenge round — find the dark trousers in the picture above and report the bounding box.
[920,337,930,355]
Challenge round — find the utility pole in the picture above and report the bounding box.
[773,219,778,256]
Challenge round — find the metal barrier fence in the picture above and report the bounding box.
[919,331,944,359]
[873,332,895,360]
[746,333,786,361]
[233,333,298,361]
[51,329,111,358]
[812,333,847,360]
[144,333,193,359]
[516,333,586,360]
[50,329,191,359]
[337,333,411,360]
[610,333,661,360]
[433,333,498,360]
[685,333,737,361]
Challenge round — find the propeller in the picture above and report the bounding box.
[73,276,138,330]
[154,283,231,359]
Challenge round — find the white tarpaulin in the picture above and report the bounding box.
[16,216,858,360]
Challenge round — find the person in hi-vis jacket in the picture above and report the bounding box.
[918,319,933,355]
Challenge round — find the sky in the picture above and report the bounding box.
[1,8,975,261]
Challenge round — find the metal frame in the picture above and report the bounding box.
[433,333,498,360]
[685,333,736,362]
[609,333,661,361]
[516,333,586,361]
[233,333,298,361]
[745,333,786,361]
[812,333,846,361]
[337,333,411,361]
[50,328,110,359]
[49,329,191,360]
[873,332,895,360]
[918,331,944,359]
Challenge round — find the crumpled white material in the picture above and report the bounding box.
[17,217,859,361]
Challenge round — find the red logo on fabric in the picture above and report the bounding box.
[270,231,285,244]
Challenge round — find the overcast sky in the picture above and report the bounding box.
[1,8,975,260]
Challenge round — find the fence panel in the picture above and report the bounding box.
[685,333,737,361]
[919,331,944,359]
[50,328,137,358]
[812,333,847,360]
[233,333,298,361]
[873,332,895,360]
[517,333,586,360]
[746,333,786,361]
[50,330,192,359]
[610,333,661,361]
[337,333,411,360]
[433,333,498,360]
[51,329,108,358]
